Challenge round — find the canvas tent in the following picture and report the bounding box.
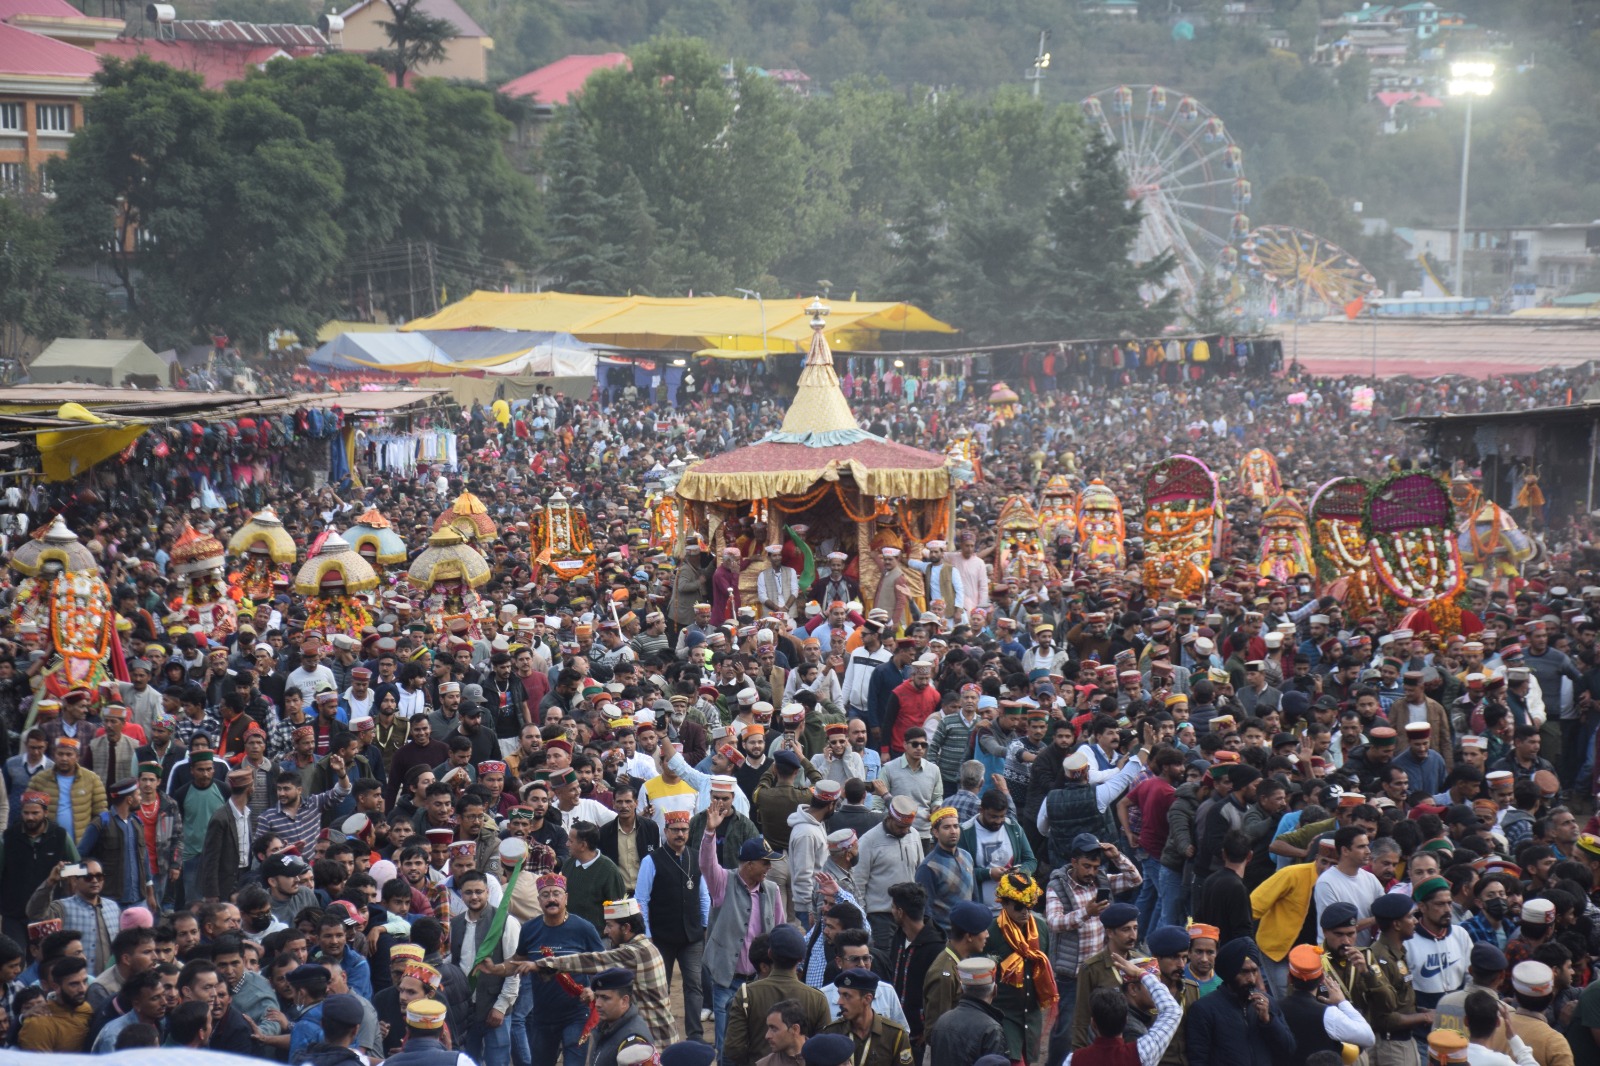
[307,330,599,377]
[400,293,957,354]
[27,339,171,386]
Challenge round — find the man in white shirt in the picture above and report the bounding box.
[756,543,801,620]
[284,638,336,705]
[1312,826,1385,944]
[910,541,965,626]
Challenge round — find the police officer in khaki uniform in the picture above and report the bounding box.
[726,925,832,1066]
[1320,900,1397,1039]
[823,968,913,1066]
[1369,893,1429,1066]
[921,900,993,1034]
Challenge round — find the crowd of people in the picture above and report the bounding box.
[0,356,1596,1066]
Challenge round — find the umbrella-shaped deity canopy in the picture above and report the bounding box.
[226,505,298,564]
[407,527,491,590]
[433,490,498,544]
[344,506,409,566]
[11,515,99,577]
[293,531,380,596]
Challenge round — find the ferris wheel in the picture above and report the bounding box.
[1080,85,1250,305]
[1221,225,1382,317]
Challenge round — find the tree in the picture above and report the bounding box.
[880,190,946,313]
[50,57,345,348]
[402,79,542,299]
[1025,132,1179,340]
[1183,274,1245,334]
[578,39,806,292]
[541,106,623,294]
[370,0,458,87]
[0,196,101,373]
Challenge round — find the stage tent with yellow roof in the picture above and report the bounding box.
[672,299,967,616]
[399,292,956,353]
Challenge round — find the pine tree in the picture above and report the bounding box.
[542,108,623,295]
[604,168,660,295]
[882,190,946,313]
[1026,132,1179,339]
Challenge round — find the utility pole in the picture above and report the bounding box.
[425,242,438,313]
[406,240,416,321]
[1026,30,1050,98]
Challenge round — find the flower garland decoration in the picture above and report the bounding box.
[1364,471,1463,611]
[50,571,111,689]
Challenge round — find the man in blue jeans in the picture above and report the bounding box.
[1128,746,1186,931]
[481,869,602,1066]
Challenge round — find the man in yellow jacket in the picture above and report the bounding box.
[1250,837,1335,999]
[28,737,107,844]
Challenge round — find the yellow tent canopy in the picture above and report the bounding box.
[399,292,956,353]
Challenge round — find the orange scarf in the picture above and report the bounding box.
[998,908,1058,1009]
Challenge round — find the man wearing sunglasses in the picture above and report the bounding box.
[28,859,122,978]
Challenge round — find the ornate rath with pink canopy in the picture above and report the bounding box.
[673,299,964,613]
[1142,454,1222,598]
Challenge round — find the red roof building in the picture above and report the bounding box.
[0,18,100,190]
[500,52,629,112]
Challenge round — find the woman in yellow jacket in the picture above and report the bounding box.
[1249,841,1335,1000]
[27,737,108,844]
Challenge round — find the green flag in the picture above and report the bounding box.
[469,854,525,990]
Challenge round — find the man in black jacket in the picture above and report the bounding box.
[0,789,75,944]
[598,785,659,892]
[924,957,1008,1065]
[199,766,256,903]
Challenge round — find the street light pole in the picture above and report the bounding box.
[1026,31,1050,99]
[1449,60,1495,301]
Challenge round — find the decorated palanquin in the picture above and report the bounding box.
[1076,479,1126,569]
[1143,455,1222,599]
[995,495,1053,584]
[945,432,982,482]
[1239,448,1282,507]
[13,517,114,702]
[170,522,237,639]
[1457,497,1538,594]
[343,507,409,580]
[646,491,680,552]
[1037,475,1079,543]
[226,505,297,602]
[1258,495,1314,585]
[1366,471,1472,635]
[538,492,597,583]
[434,490,498,546]
[674,299,961,617]
[408,528,491,641]
[1311,477,1381,620]
[293,531,379,637]
[987,382,1020,422]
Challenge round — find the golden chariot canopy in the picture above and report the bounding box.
[11,516,98,576]
[226,505,298,564]
[433,491,498,542]
[293,531,380,596]
[675,299,958,504]
[345,506,410,565]
[171,522,226,579]
[407,527,492,590]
